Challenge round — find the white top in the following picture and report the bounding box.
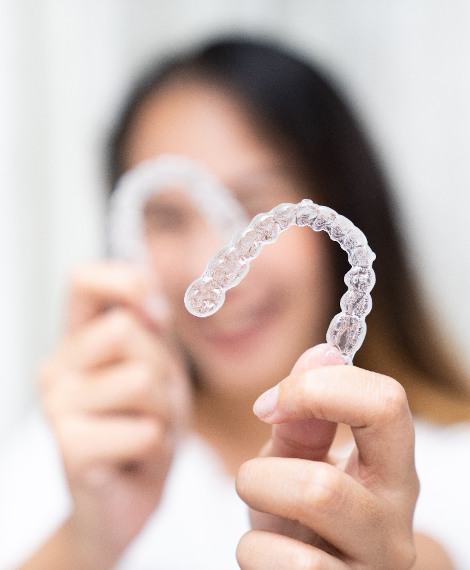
[0,410,469,570]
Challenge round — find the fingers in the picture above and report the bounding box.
[237,530,348,570]
[289,344,347,376]
[54,309,168,372]
[253,363,415,486]
[44,361,172,424]
[59,415,166,478]
[66,261,170,334]
[40,308,188,439]
[40,310,188,433]
[237,456,384,560]
[263,344,344,461]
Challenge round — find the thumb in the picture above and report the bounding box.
[290,343,346,375]
[256,343,346,461]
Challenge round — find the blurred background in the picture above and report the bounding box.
[0,0,469,445]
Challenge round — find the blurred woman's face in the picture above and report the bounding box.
[124,79,335,398]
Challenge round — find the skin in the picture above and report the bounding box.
[23,80,454,569]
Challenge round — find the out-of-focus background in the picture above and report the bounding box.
[0,0,469,445]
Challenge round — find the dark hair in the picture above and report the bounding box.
[108,36,469,421]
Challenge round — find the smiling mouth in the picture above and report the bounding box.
[198,292,283,349]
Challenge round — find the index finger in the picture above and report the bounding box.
[253,365,415,486]
[262,344,345,462]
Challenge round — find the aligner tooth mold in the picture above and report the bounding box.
[185,198,376,364]
[108,154,248,261]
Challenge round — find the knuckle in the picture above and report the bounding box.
[236,530,257,568]
[235,459,257,500]
[371,504,416,568]
[294,372,329,422]
[133,421,163,456]
[386,534,416,569]
[128,363,154,399]
[400,542,417,569]
[370,373,409,423]
[108,310,139,343]
[300,464,344,516]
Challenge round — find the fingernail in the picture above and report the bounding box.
[253,385,279,419]
[321,345,349,365]
[291,343,348,375]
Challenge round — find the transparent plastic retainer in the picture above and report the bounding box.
[108,154,248,261]
[184,199,376,364]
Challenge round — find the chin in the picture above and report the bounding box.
[193,335,298,397]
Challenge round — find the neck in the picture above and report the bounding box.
[192,385,272,477]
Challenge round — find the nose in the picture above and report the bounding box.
[183,225,223,282]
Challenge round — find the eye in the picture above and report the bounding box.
[143,203,191,233]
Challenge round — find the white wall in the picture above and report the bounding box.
[0,0,469,444]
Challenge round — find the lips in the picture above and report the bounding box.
[198,292,282,352]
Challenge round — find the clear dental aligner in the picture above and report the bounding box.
[108,154,248,261]
[184,199,376,364]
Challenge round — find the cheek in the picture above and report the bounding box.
[145,230,220,300]
[254,227,329,298]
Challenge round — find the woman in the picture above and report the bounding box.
[6,37,468,568]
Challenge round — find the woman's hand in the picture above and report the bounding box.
[38,262,191,569]
[236,343,419,569]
